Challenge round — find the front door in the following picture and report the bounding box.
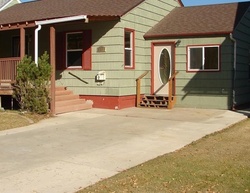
[152,43,174,95]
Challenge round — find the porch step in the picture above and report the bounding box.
[139,95,170,108]
[55,87,92,114]
[0,81,13,95]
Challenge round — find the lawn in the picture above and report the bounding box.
[78,119,250,193]
[0,111,49,131]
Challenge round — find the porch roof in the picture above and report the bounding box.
[144,1,250,38]
[0,0,146,25]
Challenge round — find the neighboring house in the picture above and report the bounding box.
[0,0,249,113]
[0,0,20,11]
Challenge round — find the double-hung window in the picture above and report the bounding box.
[66,32,83,68]
[124,29,135,69]
[188,45,220,71]
[63,30,92,70]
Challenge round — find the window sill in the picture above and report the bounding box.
[187,69,220,73]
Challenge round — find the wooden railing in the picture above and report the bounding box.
[136,70,179,109]
[0,57,20,84]
[167,71,179,109]
[136,71,149,107]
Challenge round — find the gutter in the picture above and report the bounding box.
[34,15,88,65]
[230,33,237,110]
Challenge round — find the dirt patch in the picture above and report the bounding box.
[0,111,50,131]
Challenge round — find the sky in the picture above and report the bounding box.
[182,0,249,6]
[21,0,250,6]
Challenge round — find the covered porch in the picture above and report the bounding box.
[0,16,84,113]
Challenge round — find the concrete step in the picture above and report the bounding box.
[55,86,66,91]
[54,86,92,114]
[55,90,73,96]
[55,99,86,107]
[55,101,92,114]
[55,94,79,102]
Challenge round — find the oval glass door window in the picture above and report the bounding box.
[159,48,171,84]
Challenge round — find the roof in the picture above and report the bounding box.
[144,2,250,38]
[0,0,145,25]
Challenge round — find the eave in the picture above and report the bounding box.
[0,15,120,31]
[0,21,36,31]
[144,31,234,39]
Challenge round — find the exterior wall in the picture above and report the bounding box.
[147,36,234,109]
[233,7,250,107]
[54,0,181,109]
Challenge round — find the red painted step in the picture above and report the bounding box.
[54,87,92,114]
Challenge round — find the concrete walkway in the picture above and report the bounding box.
[0,108,247,193]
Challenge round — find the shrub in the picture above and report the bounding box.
[13,52,52,114]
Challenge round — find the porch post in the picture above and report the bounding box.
[50,26,56,115]
[20,27,25,59]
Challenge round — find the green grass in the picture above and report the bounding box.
[78,119,250,193]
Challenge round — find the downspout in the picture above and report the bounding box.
[35,24,41,66]
[230,33,236,110]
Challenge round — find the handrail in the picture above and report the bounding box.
[136,71,149,81]
[68,72,89,84]
[136,71,149,107]
[168,71,179,109]
[169,71,179,82]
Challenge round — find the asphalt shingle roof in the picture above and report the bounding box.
[0,0,145,25]
[145,2,250,38]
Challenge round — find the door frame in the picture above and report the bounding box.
[151,41,176,95]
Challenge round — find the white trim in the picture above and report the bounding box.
[188,45,220,71]
[35,15,87,26]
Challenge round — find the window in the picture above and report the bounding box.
[66,32,83,67]
[188,45,220,71]
[63,30,92,70]
[124,29,135,68]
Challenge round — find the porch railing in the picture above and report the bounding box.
[167,71,179,109]
[0,57,20,84]
[136,71,149,107]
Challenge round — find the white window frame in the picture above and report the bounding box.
[124,29,134,68]
[66,32,83,68]
[188,45,220,72]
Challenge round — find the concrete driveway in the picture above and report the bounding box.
[0,107,247,193]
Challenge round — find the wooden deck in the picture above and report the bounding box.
[0,57,20,96]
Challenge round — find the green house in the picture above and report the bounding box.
[0,0,249,114]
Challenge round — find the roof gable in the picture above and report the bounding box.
[0,0,10,8]
[0,0,20,11]
[145,1,250,38]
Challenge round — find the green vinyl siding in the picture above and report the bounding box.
[233,7,250,106]
[55,0,180,97]
[147,36,234,109]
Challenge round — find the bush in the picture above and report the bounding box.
[13,52,52,114]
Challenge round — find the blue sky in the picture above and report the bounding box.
[21,0,250,6]
[182,0,249,6]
